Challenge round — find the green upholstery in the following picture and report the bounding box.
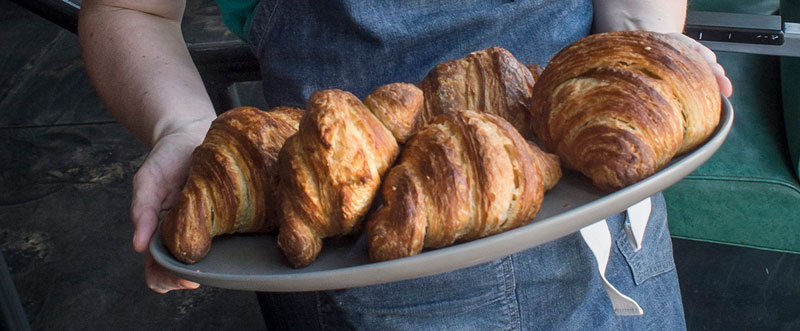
[782,0,800,179]
[664,0,800,253]
[665,53,800,253]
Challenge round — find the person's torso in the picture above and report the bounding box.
[246,0,593,107]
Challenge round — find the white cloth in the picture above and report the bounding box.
[579,198,652,316]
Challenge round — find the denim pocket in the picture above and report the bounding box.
[614,194,676,286]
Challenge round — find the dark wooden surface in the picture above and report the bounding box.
[0,1,264,329]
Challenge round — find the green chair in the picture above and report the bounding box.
[665,0,800,254]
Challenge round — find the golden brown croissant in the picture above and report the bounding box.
[161,106,303,264]
[526,63,545,82]
[366,110,561,262]
[529,31,721,191]
[363,82,425,144]
[277,89,399,268]
[419,46,538,137]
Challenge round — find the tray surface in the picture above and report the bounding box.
[151,97,733,292]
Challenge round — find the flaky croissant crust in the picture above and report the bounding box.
[529,31,720,190]
[161,106,303,264]
[364,82,425,144]
[419,46,537,138]
[277,89,399,268]
[367,110,561,262]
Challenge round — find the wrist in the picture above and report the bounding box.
[152,114,215,149]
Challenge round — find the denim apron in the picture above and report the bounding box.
[247,1,686,330]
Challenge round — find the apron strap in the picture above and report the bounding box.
[625,197,652,252]
[579,197,653,317]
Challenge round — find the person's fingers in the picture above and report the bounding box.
[670,33,720,70]
[668,32,733,97]
[129,126,211,293]
[130,138,192,253]
[131,164,167,253]
[145,252,200,293]
[675,33,718,64]
[710,63,734,97]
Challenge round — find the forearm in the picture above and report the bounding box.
[78,0,215,148]
[593,0,687,34]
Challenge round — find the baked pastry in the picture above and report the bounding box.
[529,31,721,190]
[366,110,561,262]
[526,63,545,82]
[161,106,303,264]
[419,46,537,137]
[277,89,399,268]
[363,82,425,144]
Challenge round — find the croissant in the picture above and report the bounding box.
[529,31,721,191]
[363,82,425,144]
[160,106,303,264]
[366,110,561,262]
[526,63,545,82]
[277,89,400,268]
[419,46,538,137]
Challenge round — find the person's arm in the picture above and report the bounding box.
[79,0,215,147]
[79,0,216,293]
[593,0,686,34]
[592,0,733,97]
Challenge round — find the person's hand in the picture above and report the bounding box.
[668,32,734,98]
[130,120,212,293]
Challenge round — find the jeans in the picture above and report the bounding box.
[256,194,684,330]
[247,1,686,329]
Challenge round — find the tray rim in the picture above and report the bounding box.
[151,96,734,292]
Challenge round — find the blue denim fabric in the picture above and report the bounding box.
[256,194,685,330]
[248,0,594,108]
[247,1,686,329]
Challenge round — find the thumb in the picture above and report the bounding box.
[130,165,170,253]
